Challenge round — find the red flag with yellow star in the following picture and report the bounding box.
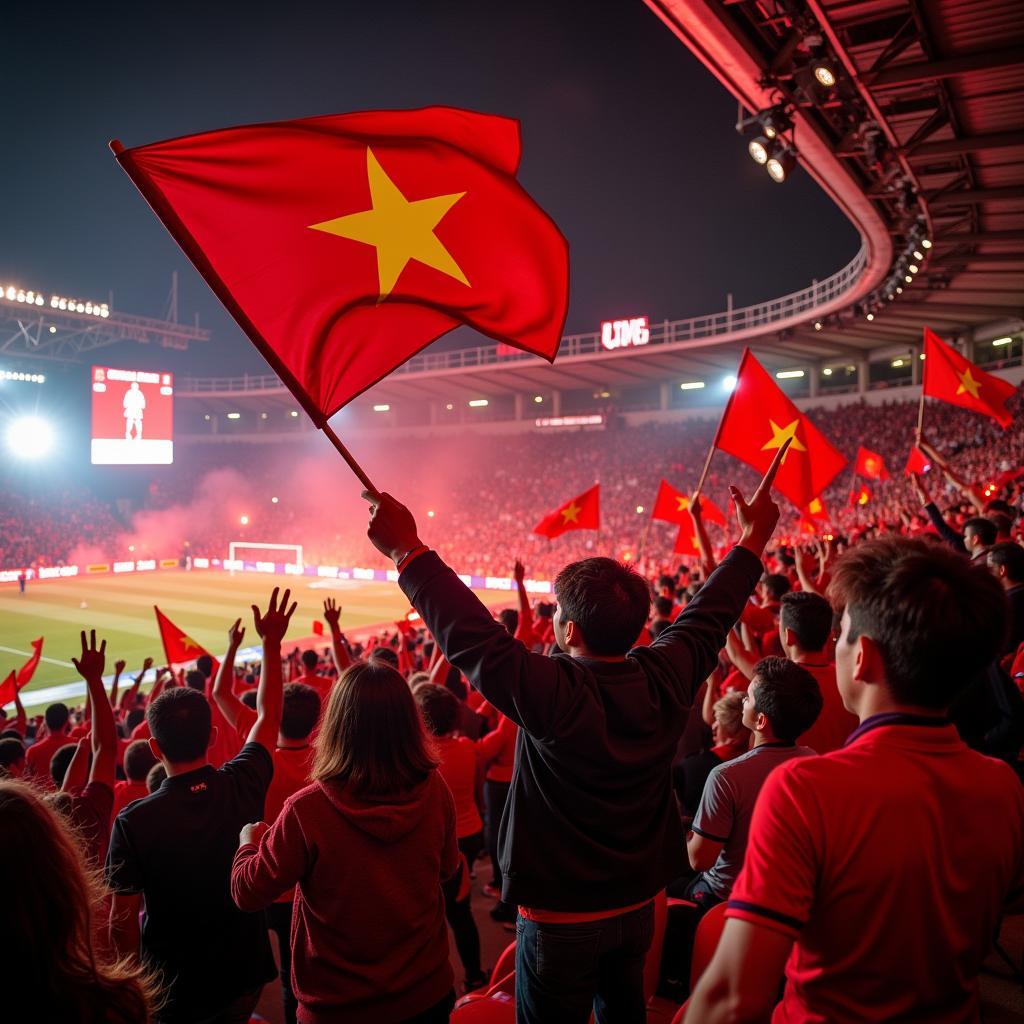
[854,446,890,481]
[113,108,569,421]
[849,484,872,508]
[154,606,213,666]
[651,480,692,524]
[904,444,932,476]
[533,485,600,539]
[714,350,847,509]
[922,327,1015,428]
[672,513,701,557]
[802,496,830,522]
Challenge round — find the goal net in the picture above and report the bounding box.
[227,542,304,575]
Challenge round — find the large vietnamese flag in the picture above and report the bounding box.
[651,480,692,524]
[923,327,1016,428]
[715,350,847,509]
[533,485,600,539]
[113,108,569,421]
[154,606,214,666]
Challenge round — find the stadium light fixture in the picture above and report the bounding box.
[427,510,436,518]
[904,275,913,284]
[908,264,919,274]
[226,412,241,420]
[289,410,299,418]
[765,146,796,183]
[813,321,822,331]
[6,415,54,459]
[823,367,833,376]
[239,515,249,526]
[722,375,737,392]
[49,325,57,333]
[812,60,837,88]
[678,381,704,390]
[372,404,391,412]
[922,239,932,249]
[913,250,924,261]
[992,337,1013,347]
[892,358,904,368]
[468,399,489,407]
[260,412,268,420]
[533,395,543,403]
[271,496,279,503]
[636,505,645,514]
[866,313,874,322]
[445,403,454,411]
[776,369,805,379]
[748,136,774,165]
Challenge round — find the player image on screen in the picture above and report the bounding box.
[123,381,146,440]
[91,366,173,464]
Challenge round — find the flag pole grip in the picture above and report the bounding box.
[320,422,380,498]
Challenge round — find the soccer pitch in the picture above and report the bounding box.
[1,569,512,710]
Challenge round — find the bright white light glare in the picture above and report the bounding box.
[271,496,279,503]
[776,369,805,379]
[866,313,875,321]
[49,325,57,333]
[679,381,705,390]
[226,412,241,420]
[814,321,822,331]
[748,139,769,165]
[239,515,249,526]
[0,370,45,384]
[427,510,436,518]
[722,375,737,391]
[908,264,919,274]
[533,395,544,403]
[913,250,924,261]
[468,399,489,407]
[289,410,299,418]
[766,157,787,183]
[892,359,905,368]
[905,275,913,283]
[372,404,391,412]
[636,505,645,514]
[6,416,54,459]
[896,286,904,294]
[823,367,833,376]
[922,239,932,249]
[445,403,454,411]
[992,337,1013,347]
[813,63,837,88]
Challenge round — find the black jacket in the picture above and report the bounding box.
[400,546,762,911]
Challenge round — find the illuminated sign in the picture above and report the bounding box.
[600,316,649,351]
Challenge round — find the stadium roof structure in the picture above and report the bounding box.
[177,0,1021,416]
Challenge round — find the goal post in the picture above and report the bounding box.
[227,541,304,574]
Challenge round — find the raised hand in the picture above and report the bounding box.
[227,617,246,648]
[114,659,126,676]
[362,491,422,564]
[142,657,154,674]
[730,439,789,555]
[252,587,297,646]
[513,560,526,585]
[323,597,342,629]
[72,630,106,681]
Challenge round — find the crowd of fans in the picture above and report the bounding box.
[5,390,1024,584]
[3,410,1024,1023]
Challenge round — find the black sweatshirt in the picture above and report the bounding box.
[400,546,763,912]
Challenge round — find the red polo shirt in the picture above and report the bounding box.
[795,662,858,755]
[24,733,74,790]
[727,714,1024,1023]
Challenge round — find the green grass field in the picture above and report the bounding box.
[1,569,511,709]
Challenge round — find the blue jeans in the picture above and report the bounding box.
[515,901,655,1024]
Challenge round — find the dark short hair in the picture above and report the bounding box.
[989,542,1024,583]
[761,574,791,601]
[780,592,833,653]
[0,729,23,742]
[125,709,145,733]
[301,649,319,670]
[985,499,1015,520]
[147,688,211,764]
[650,618,670,639]
[313,661,438,796]
[658,574,676,592]
[0,738,24,772]
[964,517,997,546]
[369,647,399,670]
[498,608,519,635]
[123,739,158,782]
[195,654,214,678]
[829,537,1007,709]
[241,690,258,710]
[554,557,651,656]
[146,762,167,794]
[751,657,823,743]
[50,744,79,787]
[44,704,69,732]
[184,670,206,692]
[281,683,321,740]
[414,683,459,737]
[988,512,1013,538]
[654,595,674,619]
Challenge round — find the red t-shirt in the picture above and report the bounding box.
[24,733,75,790]
[727,716,1024,1023]
[795,662,858,755]
[297,671,335,706]
[112,779,151,818]
[477,713,518,784]
[433,735,482,839]
[131,719,151,741]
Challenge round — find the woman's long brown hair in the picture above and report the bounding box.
[313,660,438,795]
[0,779,161,1022]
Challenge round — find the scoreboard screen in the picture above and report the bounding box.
[91,366,174,465]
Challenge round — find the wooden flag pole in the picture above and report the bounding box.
[916,388,926,439]
[320,422,380,498]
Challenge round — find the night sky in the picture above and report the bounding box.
[3,0,858,375]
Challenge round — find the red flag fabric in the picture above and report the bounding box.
[849,484,872,508]
[651,480,692,524]
[533,485,600,539]
[15,637,43,687]
[154,606,213,665]
[114,108,570,420]
[699,496,727,527]
[0,672,16,709]
[312,621,324,637]
[802,496,830,522]
[922,327,1016,428]
[673,513,701,557]
[854,446,890,481]
[715,350,847,509]
[904,445,932,476]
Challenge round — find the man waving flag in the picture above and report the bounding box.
[713,350,847,509]
[112,107,569,422]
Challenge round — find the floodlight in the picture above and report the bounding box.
[748,136,774,165]
[6,416,54,459]
[766,148,796,183]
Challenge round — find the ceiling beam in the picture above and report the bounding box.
[927,186,1024,208]
[865,46,1024,88]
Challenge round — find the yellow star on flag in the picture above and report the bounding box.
[309,147,470,300]
[761,419,807,462]
[808,498,822,515]
[676,496,690,512]
[956,367,981,399]
[561,501,582,524]
[180,635,200,651]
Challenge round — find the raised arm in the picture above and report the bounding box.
[72,630,117,788]
[911,473,964,551]
[248,588,294,752]
[690,495,718,578]
[62,734,91,792]
[212,618,249,731]
[118,657,153,713]
[724,628,759,682]
[109,658,126,708]
[919,436,984,512]
[513,560,537,647]
[794,546,822,597]
[323,598,352,673]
